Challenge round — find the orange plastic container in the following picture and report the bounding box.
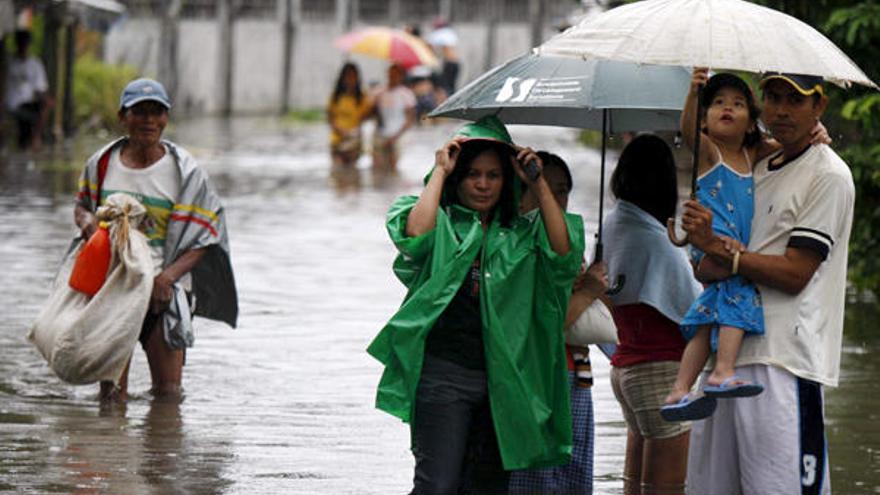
[69,222,112,296]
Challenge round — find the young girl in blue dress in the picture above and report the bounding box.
[661,69,797,420]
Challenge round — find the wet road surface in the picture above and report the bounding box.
[0,118,876,494]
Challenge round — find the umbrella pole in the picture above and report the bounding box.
[596,109,625,295]
[667,84,703,247]
[690,86,703,198]
[596,109,607,263]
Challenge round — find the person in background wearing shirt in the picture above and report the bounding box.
[4,29,52,151]
[509,151,607,495]
[371,63,416,173]
[327,62,371,170]
[427,17,460,101]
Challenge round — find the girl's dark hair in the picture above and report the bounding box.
[537,151,572,192]
[14,30,32,48]
[332,62,363,104]
[442,140,517,227]
[610,134,678,225]
[701,72,762,148]
[521,151,573,195]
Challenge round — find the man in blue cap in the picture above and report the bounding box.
[74,78,237,402]
[681,73,853,494]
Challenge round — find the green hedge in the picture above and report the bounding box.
[72,54,138,132]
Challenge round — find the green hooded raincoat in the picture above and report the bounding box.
[367,181,585,469]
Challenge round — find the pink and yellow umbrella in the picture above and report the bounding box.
[334,27,439,69]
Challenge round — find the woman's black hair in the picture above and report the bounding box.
[442,140,517,227]
[701,72,762,148]
[610,134,678,225]
[332,62,363,104]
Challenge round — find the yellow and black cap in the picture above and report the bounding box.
[759,72,824,97]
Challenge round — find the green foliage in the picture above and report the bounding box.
[825,2,880,49]
[755,1,880,297]
[4,14,45,55]
[577,130,604,149]
[283,108,325,124]
[821,2,880,296]
[72,54,138,132]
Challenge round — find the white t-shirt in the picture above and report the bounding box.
[738,144,854,386]
[427,27,458,48]
[4,56,48,110]
[376,85,416,138]
[102,146,181,274]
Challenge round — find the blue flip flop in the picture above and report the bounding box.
[703,376,764,398]
[660,393,718,422]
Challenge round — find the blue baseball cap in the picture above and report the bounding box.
[119,78,171,110]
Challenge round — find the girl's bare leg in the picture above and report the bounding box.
[664,326,711,404]
[707,325,745,386]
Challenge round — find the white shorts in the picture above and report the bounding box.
[686,364,830,495]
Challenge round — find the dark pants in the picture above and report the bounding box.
[410,355,508,495]
[11,101,41,149]
[438,61,460,96]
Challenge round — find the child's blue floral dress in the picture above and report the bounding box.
[681,152,764,347]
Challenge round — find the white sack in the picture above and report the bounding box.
[565,299,619,346]
[28,193,154,385]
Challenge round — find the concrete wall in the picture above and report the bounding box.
[232,20,284,113]
[104,18,162,80]
[104,17,550,115]
[177,20,221,114]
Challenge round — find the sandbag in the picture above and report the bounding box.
[28,193,155,385]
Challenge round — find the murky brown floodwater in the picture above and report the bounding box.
[0,118,877,494]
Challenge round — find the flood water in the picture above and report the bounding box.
[0,118,877,494]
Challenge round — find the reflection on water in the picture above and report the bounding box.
[826,303,880,494]
[0,117,877,493]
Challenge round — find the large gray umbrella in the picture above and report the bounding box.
[431,53,690,131]
[537,0,877,246]
[430,53,691,295]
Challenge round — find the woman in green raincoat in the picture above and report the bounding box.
[367,116,584,494]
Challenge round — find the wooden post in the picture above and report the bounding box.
[529,0,546,48]
[484,7,498,72]
[280,0,300,114]
[389,0,401,26]
[43,3,62,143]
[336,0,352,32]
[350,0,359,28]
[62,19,75,138]
[0,33,6,117]
[218,0,234,116]
[439,0,452,21]
[159,0,181,103]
